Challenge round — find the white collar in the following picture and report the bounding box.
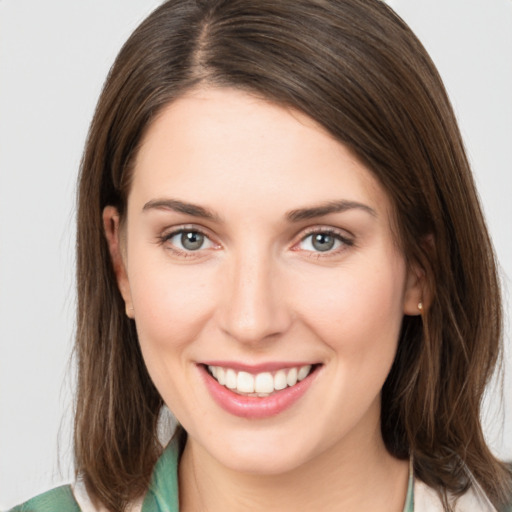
[414,476,498,511]
[72,463,498,512]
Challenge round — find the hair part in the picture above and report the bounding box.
[75,1,511,510]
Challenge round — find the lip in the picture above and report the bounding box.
[201,360,314,373]
[199,363,320,419]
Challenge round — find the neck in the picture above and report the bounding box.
[178,418,409,512]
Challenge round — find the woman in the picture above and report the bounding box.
[10,0,512,511]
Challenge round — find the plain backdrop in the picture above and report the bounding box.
[0,0,511,508]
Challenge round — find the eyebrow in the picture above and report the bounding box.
[142,199,221,222]
[142,198,376,223]
[286,200,376,222]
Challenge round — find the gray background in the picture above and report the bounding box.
[1,0,511,508]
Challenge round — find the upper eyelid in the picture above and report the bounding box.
[158,224,354,248]
[289,226,355,255]
[159,227,219,256]
[296,225,354,241]
[161,224,213,239]
[158,225,218,249]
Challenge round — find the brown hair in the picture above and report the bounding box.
[75,0,511,510]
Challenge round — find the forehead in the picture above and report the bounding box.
[130,87,392,221]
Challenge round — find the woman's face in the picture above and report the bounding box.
[105,87,422,475]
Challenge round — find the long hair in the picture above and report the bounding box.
[75,1,511,510]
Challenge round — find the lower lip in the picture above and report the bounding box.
[199,365,318,419]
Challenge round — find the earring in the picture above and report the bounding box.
[418,302,423,311]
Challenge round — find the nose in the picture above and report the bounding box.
[218,248,292,345]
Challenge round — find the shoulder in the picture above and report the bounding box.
[414,477,511,512]
[5,436,181,512]
[7,482,144,512]
[72,480,143,512]
[7,485,80,512]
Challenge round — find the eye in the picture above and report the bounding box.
[297,230,353,253]
[165,229,215,252]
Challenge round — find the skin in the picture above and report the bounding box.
[104,87,424,511]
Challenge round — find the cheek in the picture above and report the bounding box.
[293,256,407,430]
[127,258,221,417]
[127,254,218,359]
[295,255,406,358]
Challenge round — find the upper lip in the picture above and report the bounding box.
[200,361,319,373]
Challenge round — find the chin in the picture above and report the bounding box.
[192,423,323,476]
[217,445,312,476]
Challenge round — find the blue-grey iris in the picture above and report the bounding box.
[181,231,204,250]
[312,233,335,252]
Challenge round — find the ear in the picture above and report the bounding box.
[403,261,427,316]
[103,206,134,319]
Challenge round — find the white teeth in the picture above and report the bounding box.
[298,365,312,381]
[274,370,288,390]
[286,367,298,387]
[225,368,237,389]
[237,371,255,393]
[216,367,226,385]
[207,364,314,396]
[254,372,274,394]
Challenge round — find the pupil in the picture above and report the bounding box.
[312,233,334,252]
[181,231,204,250]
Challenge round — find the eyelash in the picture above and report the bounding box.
[295,228,354,257]
[157,226,354,258]
[158,226,216,257]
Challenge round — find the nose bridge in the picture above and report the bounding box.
[220,243,290,344]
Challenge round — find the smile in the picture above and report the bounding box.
[200,363,320,419]
[207,364,314,397]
